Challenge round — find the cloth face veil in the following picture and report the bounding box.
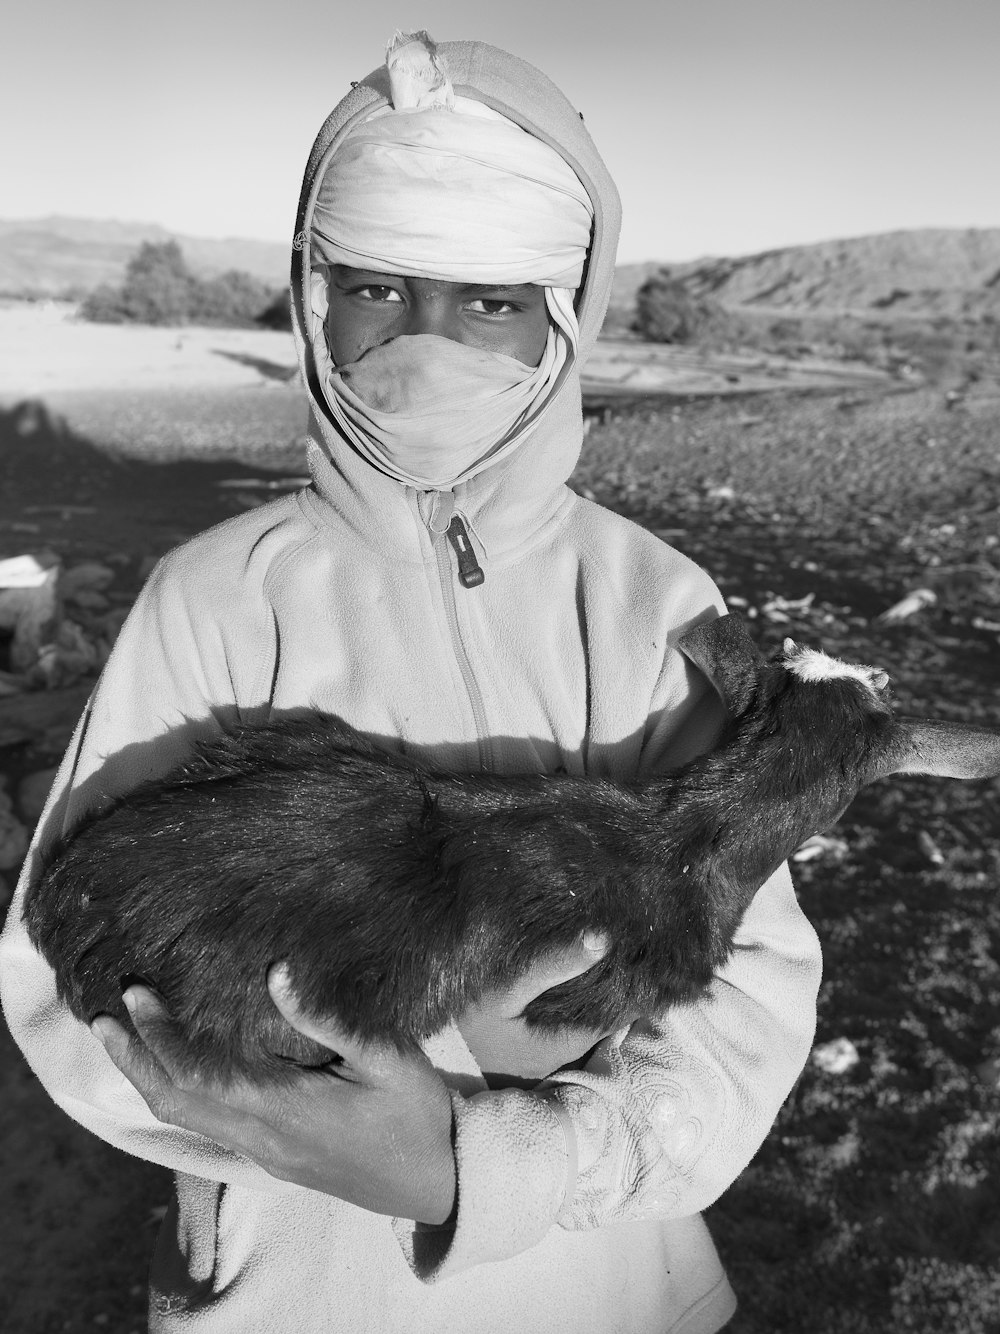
[308,35,595,492]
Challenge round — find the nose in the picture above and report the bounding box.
[401,283,462,343]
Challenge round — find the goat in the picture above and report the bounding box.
[25,614,1000,1084]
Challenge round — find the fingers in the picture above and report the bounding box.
[92,998,270,1150]
[91,1006,186,1124]
[122,984,199,1079]
[484,930,609,1020]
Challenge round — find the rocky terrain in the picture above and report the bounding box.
[0,239,998,1330]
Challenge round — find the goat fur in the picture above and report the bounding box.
[26,614,1000,1084]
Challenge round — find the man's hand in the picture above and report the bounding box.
[91,965,457,1225]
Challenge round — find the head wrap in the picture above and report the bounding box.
[308,33,592,490]
[311,34,593,289]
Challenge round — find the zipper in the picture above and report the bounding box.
[426,493,493,771]
[445,515,485,588]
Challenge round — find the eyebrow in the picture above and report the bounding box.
[328,267,540,298]
[461,283,540,298]
[328,267,398,286]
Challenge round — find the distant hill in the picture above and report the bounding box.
[0,217,290,297]
[5,219,999,321]
[669,228,1000,318]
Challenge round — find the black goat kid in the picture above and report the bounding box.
[26,615,1000,1084]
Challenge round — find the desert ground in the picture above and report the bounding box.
[1,298,999,1332]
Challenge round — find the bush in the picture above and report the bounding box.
[256,289,293,331]
[189,269,277,328]
[80,241,287,330]
[633,269,726,344]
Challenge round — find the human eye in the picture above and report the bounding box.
[467,297,518,316]
[354,284,404,303]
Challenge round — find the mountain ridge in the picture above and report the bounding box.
[0,216,291,296]
[4,218,1000,320]
[610,227,1000,323]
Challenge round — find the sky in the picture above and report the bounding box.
[3,0,998,264]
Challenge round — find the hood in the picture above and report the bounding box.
[290,40,622,558]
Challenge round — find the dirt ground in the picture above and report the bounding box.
[1,301,998,1332]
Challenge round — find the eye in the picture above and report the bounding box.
[467,298,518,316]
[354,285,404,304]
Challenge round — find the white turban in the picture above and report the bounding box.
[311,97,594,289]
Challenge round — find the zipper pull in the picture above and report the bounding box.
[446,515,485,588]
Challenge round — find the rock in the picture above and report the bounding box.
[0,682,90,752]
[0,791,30,872]
[917,830,946,866]
[60,562,116,599]
[35,619,101,689]
[0,555,61,673]
[66,589,111,612]
[763,593,816,620]
[812,1037,860,1075]
[17,767,58,823]
[98,606,131,639]
[792,833,850,864]
[0,552,60,590]
[876,588,937,624]
[0,670,27,698]
[705,484,736,503]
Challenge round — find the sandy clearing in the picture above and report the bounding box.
[0,301,299,396]
[1,300,894,402]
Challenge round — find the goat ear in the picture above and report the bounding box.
[678,614,764,718]
[880,718,1000,780]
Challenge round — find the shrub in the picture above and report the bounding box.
[79,282,132,324]
[189,269,277,328]
[256,289,293,331]
[633,269,725,344]
[80,241,287,330]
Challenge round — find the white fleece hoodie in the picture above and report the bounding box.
[0,39,821,1334]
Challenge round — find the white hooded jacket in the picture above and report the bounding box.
[0,39,821,1334]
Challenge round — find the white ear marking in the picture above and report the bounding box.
[784,645,888,696]
[782,637,797,655]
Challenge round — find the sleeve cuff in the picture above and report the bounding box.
[392,1085,572,1283]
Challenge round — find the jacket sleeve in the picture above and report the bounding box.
[396,865,821,1281]
[394,625,823,1281]
[0,554,292,1193]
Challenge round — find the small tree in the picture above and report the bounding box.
[256,289,292,331]
[82,241,195,325]
[190,269,276,327]
[634,269,725,345]
[80,240,288,329]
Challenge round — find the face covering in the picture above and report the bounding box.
[333,291,576,490]
[309,276,579,490]
[306,32,593,491]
